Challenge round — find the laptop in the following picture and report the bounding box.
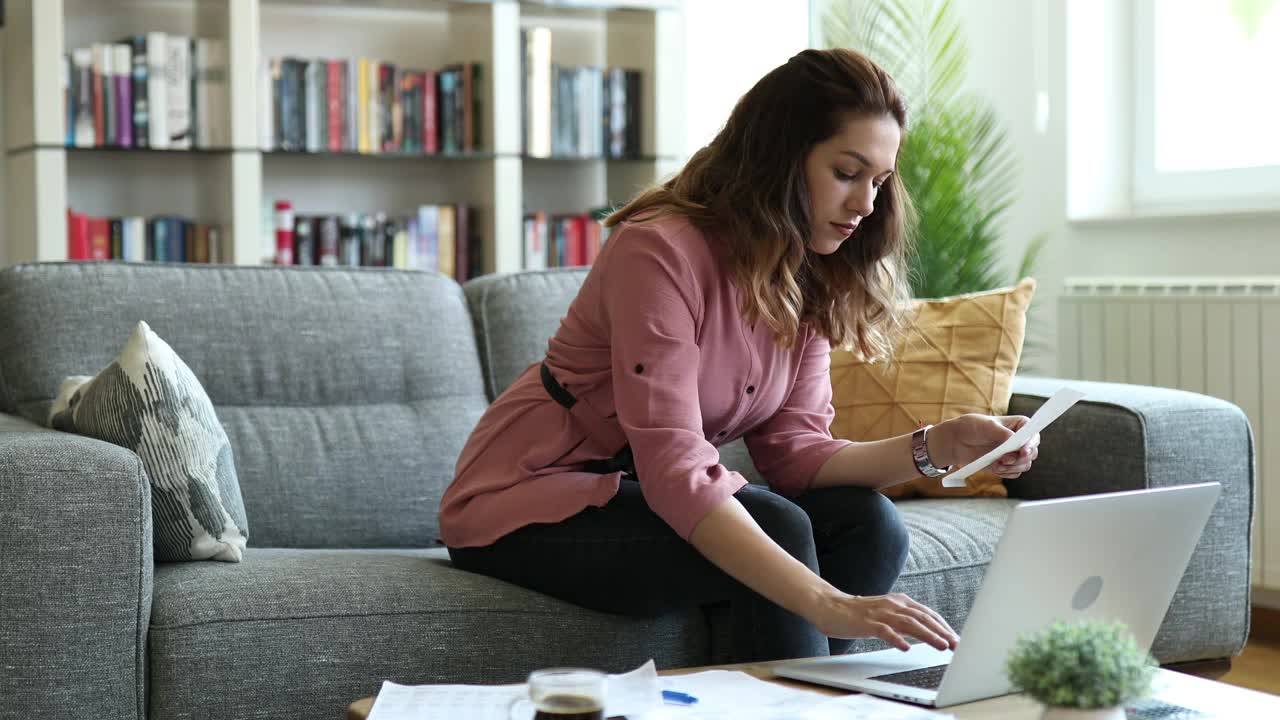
[774,482,1221,708]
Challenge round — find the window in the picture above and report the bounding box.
[1133,0,1280,209]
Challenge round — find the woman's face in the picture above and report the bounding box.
[803,113,901,255]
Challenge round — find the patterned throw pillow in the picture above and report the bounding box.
[829,278,1036,498]
[49,321,249,562]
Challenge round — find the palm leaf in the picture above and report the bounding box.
[821,0,1050,368]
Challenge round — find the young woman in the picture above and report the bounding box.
[439,48,1039,662]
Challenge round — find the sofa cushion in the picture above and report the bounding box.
[830,279,1036,499]
[148,548,710,720]
[48,321,249,562]
[0,263,489,548]
[464,268,589,400]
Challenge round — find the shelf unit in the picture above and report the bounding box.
[3,0,685,273]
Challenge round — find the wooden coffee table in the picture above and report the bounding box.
[346,659,1280,719]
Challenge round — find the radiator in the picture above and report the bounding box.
[1059,277,1278,593]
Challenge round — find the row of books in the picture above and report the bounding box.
[264,58,482,155]
[522,28,642,158]
[63,33,227,150]
[67,209,223,263]
[522,211,613,270]
[267,203,481,282]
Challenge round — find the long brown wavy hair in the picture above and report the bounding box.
[607,48,914,358]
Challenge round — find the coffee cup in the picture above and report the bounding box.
[508,668,606,720]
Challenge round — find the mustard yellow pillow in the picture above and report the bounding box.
[829,278,1036,498]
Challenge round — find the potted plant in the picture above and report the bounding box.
[1004,619,1158,720]
[820,0,1049,369]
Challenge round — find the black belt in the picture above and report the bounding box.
[540,362,638,479]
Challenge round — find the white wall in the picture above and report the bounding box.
[946,0,1280,375]
[682,0,810,155]
[0,31,7,268]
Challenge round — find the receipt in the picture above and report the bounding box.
[941,386,1085,487]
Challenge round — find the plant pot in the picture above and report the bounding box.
[1040,706,1125,720]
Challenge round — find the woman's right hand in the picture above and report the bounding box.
[811,590,959,652]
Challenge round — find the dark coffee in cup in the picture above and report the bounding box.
[532,693,604,720]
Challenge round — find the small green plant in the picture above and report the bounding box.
[1004,620,1157,709]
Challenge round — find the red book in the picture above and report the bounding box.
[423,69,438,155]
[67,210,91,260]
[327,61,343,152]
[274,200,295,265]
[88,217,110,260]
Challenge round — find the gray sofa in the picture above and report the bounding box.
[0,262,1253,720]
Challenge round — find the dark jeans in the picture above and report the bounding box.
[448,482,909,663]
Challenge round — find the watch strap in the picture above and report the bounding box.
[911,425,951,478]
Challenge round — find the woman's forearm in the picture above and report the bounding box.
[688,495,837,618]
[810,424,954,490]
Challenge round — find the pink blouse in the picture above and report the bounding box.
[438,215,853,548]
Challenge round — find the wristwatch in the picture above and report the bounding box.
[911,425,952,478]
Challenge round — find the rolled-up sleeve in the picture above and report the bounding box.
[605,228,747,540]
[744,329,854,497]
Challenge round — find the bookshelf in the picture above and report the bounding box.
[2,0,685,274]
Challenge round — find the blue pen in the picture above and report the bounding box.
[662,690,699,705]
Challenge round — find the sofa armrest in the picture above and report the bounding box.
[0,413,153,720]
[1006,376,1253,663]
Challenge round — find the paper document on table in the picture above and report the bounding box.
[793,693,956,719]
[366,660,661,720]
[941,386,1085,487]
[634,669,831,719]
[365,682,521,720]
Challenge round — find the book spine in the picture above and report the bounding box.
[317,215,340,266]
[165,35,191,148]
[146,32,169,148]
[67,210,91,260]
[73,49,95,148]
[128,36,148,149]
[294,216,315,265]
[102,44,117,146]
[423,69,438,155]
[92,44,105,146]
[109,218,124,258]
[114,44,133,148]
[357,58,369,153]
[89,217,110,260]
[305,59,322,152]
[327,61,342,152]
[274,200,295,265]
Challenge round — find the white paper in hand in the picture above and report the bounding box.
[941,387,1085,487]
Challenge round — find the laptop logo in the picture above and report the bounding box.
[1072,576,1103,610]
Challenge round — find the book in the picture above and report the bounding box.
[125,35,149,148]
[146,31,169,148]
[113,44,133,148]
[165,35,191,149]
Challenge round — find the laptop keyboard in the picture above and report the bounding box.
[868,664,949,690]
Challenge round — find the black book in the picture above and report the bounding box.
[317,215,340,266]
[124,36,149,148]
[293,216,315,266]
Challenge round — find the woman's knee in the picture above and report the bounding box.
[733,485,816,561]
[863,490,910,565]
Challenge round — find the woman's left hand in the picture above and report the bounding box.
[934,414,1039,479]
